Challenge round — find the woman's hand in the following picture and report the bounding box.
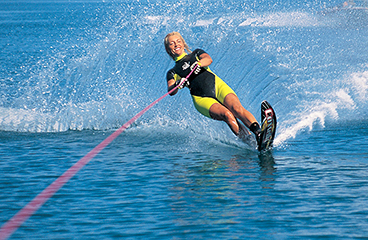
[175,78,189,89]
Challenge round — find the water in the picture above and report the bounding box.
[1,0,368,239]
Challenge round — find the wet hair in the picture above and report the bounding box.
[164,32,192,60]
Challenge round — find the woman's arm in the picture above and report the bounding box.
[198,53,213,67]
[167,51,211,96]
[167,79,179,96]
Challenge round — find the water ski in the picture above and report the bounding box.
[258,100,277,152]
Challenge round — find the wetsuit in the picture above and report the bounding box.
[166,49,236,118]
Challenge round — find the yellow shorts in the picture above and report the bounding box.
[191,76,236,118]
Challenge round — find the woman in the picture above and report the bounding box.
[164,32,261,145]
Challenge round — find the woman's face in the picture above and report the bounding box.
[167,35,185,57]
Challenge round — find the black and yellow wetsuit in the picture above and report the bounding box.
[166,49,236,118]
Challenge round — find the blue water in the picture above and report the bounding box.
[1,0,368,239]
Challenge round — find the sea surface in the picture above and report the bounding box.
[1,0,368,239]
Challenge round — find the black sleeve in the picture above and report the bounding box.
[166,68,175,82]
[193,49,207,58]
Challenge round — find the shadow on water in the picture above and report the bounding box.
[258,151,276,179]
[158,146,280,238]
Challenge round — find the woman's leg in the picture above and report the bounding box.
[209,103,241,135]
[222,93,258,129]
[192,95,245,136]
[213,77,259,134]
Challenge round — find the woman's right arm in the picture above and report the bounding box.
[167,78,179,96]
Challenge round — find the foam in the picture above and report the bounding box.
[239,12,321,27]
[274,88,358,146]
[351,70,368,100]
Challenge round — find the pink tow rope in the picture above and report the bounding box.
[0,65,199,240]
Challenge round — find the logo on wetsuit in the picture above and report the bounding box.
[182,62,190,71]
[191,62,201,74]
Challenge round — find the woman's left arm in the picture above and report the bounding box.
[198,53,213,67]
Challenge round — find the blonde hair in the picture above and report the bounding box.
[164,32,192,60]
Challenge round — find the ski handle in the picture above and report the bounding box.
[169,63,199,94]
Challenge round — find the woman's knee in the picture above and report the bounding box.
[231,104,246,116]
[222,110,237,123]
[224,94,243,112]
[209,104,235,122]
[209,103,240,135]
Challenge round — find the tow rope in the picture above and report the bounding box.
[0,64,199,240]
